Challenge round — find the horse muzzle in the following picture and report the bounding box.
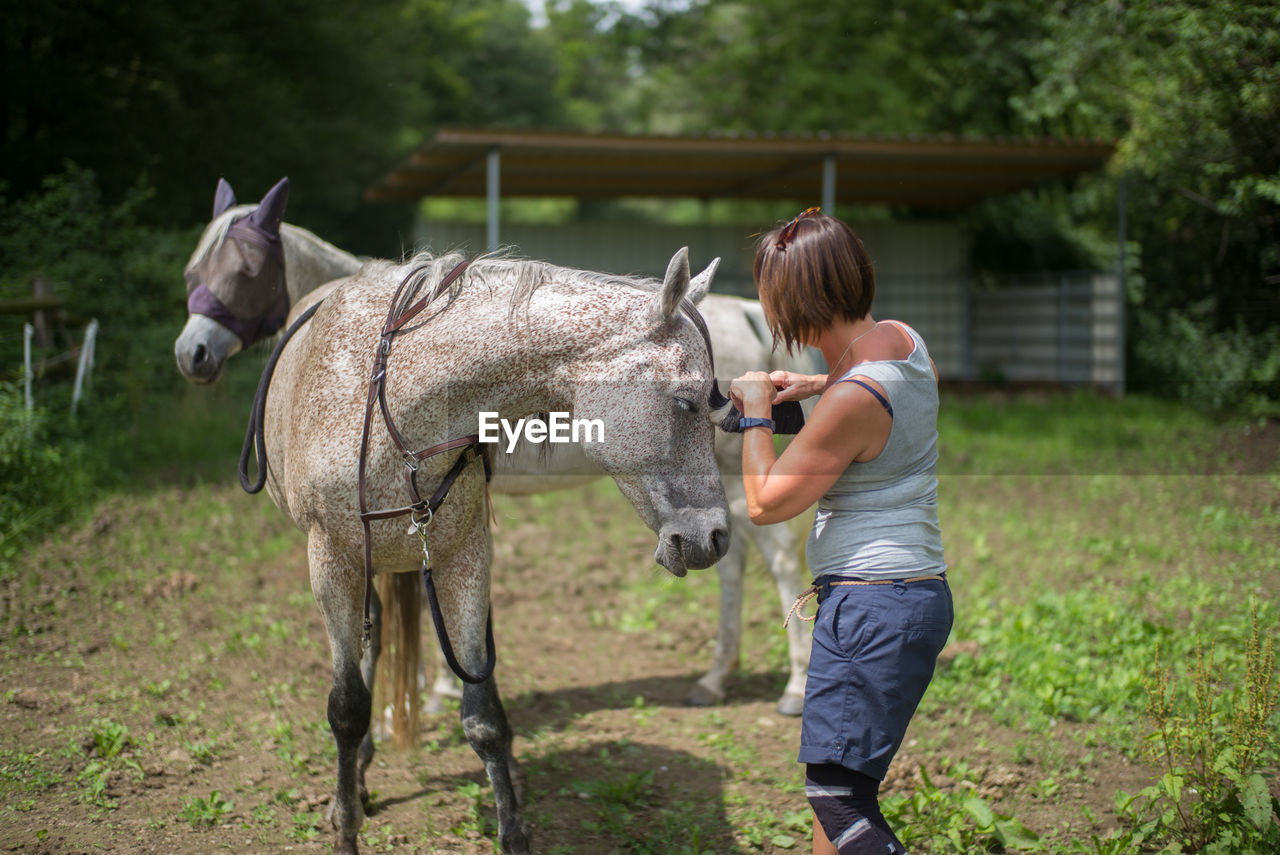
[655,514,731,576]
[174,315,241,384]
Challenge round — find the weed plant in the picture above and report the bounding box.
[882,767,1042,852]
[1111,604,1279,853]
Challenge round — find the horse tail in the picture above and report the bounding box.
[376,572,421,749]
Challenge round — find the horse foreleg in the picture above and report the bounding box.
[686,519,747,707]
[746,519,809,716]
[432,544,529,855]
[310,541,372,855]
[462,679,528,851]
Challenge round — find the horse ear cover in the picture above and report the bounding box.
[251,177,290,238]
[213,178,237,218]
[709,380,805,435]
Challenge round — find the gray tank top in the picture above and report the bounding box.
[805,321,947,580]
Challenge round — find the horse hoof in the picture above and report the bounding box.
[684,683,723,707]
[333,832,359,855]
[776,693,804,717]
[500,819,531,854]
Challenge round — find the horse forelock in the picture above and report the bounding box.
[188,205,258,270]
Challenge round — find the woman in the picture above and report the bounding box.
[729,208,952,855]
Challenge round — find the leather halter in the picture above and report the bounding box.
[236,259,494,684]
[356,259,496,683]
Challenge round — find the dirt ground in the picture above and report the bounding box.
[2,478,1164,854]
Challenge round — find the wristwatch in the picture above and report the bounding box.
[739,417,775,432]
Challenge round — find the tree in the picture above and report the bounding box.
[1011,0,1280,406]
[0,0,563,253]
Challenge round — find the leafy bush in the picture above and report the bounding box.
[0,382,90,563]
[1131,306,1280,418]
[0,165,241,549]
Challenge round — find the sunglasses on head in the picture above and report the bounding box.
[775,207,821,250]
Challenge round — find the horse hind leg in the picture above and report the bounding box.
[746,518,810,716]
[686,513,747,707]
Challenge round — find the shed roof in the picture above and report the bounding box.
[365,127,1114,209]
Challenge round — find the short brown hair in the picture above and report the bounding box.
[753,210,876,354]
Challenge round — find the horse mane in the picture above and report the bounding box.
[392,248,663,326]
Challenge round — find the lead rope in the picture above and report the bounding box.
[783,585,822,628]
[239,301,322,494]
[417,504,495,684]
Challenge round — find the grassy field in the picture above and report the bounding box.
[1,384,1277,853]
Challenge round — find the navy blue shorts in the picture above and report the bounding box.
[797,576,954,780]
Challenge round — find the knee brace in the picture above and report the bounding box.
[806,764,906,855]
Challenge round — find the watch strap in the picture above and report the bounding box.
[739,417,775,432]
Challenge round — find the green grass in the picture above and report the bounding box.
[4,383,1277,853]
[937,388,1253,475]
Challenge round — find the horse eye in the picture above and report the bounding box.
[674,397,695,413]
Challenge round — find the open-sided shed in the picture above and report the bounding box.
[367,127,1119,387]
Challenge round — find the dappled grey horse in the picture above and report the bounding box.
[481,293,815,716]
[185,234,731,851]
[176,179,811,720]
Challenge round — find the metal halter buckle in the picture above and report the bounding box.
[411,507,433,563]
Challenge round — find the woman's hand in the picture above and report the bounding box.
[769,370,825,402]
[729,371,776,418]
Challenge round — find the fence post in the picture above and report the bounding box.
[71,319,99,417]
[23,323,34,419]
[486,148,501,252]
[960,273,974,380]
[1115,175,1128,396]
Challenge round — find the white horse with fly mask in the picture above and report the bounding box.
[175,178,812,718]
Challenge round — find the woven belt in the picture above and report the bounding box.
[783,574,946,628]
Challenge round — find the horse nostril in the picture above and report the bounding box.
[711,527,730,557]
[193,344,208,367]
